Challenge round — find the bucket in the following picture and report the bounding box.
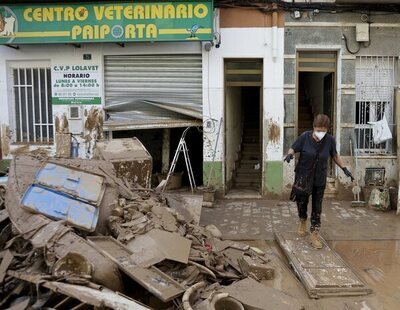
[212,297,244,310]
[197,186,216,202]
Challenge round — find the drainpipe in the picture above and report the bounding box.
[272,3,278,61]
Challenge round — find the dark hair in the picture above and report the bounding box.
[313,114,330,129]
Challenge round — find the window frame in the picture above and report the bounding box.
[7,60,54,145]
[354,56,397,156]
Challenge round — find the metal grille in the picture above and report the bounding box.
[104,54,202,125]
[355,56,396,154]
[12,67,53,143]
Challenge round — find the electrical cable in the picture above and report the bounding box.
[342,34,361,55]
[214,0,400,14]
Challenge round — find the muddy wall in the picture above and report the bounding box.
[0,41,201,160]
[283,11,400,194]
[203,8,285,195]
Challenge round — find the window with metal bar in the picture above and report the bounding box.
[355,56,396,155]
[12,67,53,143]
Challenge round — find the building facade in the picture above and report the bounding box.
[282,3,400,199]
[0,1,399,199]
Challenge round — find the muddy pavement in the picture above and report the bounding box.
[201,200,400,310]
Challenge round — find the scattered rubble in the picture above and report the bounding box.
[0,152,302,309]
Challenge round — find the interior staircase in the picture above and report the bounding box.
[298,104,314,135]
[232,125,262,191]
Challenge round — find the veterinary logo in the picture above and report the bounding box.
[0,7,18,44]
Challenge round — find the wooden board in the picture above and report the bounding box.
[275,231,372,298]
[87,236,184,302]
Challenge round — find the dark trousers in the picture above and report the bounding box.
[296,185,325,231]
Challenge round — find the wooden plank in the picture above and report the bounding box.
[275,231,372,298]
[87,236,184,302]
[225,69,263,74]
[298,57,336,63]
[0,250,14,283]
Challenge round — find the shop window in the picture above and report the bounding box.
[11,66,53,143]
[355,56,396,155]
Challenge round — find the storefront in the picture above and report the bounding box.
[0,1,286,197]
[0,1,212,186]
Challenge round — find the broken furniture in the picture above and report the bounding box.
[95,138,153,188]
[3,154,282,309]
[87,236,185,302]
[21,162,106,232]
[6,156,123,291]
[275,231,372,298]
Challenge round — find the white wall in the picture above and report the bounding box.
[202,26,285,187]
[0,41,201,158]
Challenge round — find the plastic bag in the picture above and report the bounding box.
[368,115,392,144]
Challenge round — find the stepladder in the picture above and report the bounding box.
[162,127,196,192]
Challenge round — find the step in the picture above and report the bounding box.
[243,137,260,143]
[240,159,260,165]
[242,150,261,156]
[236,169,262,176]
[234,175,262,183]
[233,181,261,189]
[236,167,261,174]
[240,155,260,161]
[298,105,312,113]
[239,162,260,169]
[299,113,313,120]
[243,130,259,135]
[242,144,260,150]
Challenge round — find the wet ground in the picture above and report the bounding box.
[200,200,400,309]
[200,200,400,240]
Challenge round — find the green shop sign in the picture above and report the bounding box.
[0,1,213,44]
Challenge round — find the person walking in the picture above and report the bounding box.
[284,114,354,249]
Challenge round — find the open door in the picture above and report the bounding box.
[297,51,337,180]
[224,59,263,196]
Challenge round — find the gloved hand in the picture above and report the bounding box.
[342,167,354,181]
[284,154,293,163]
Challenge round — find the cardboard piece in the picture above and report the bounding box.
[221,278,302,310]
[0,209,8,224]
[126,229,192,267]
[0,249,14,283]
[87,236,184,302]
[238,255,274,280]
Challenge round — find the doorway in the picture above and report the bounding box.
[224,59,263,194]
[297,51,337,178]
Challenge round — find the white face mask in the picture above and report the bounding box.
[314,131,327,141]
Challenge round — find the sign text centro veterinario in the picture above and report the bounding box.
[0,1,213,44]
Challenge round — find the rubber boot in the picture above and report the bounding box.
[296,219,307,237]
[309,230,323,249]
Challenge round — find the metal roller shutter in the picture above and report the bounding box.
[104,54,202,130]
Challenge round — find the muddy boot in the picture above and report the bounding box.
[309,230,323,249]
[296,219,307,237]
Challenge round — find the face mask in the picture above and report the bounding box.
[314,131,327,141]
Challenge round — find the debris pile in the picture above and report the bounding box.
[0,155,301,310]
